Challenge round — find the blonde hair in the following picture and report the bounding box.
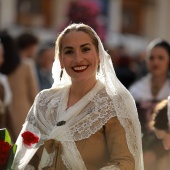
[55,23,99,55]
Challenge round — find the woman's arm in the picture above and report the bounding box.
[101,117,135,170]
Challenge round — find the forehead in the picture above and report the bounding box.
[151,46,169,56]
[61,31,93,47]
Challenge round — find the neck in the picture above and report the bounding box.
[71,79,97,98]
[151,75,167,97]
[151,75,167,84]
[67,79,97,108]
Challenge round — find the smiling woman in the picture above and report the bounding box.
[13,23,143,170]
[59,31,99,86]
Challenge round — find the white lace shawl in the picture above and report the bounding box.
[13,80,143,170]
[13,24,144,170]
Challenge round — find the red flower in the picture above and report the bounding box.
[0,139,12,170]
[21,131,39,147]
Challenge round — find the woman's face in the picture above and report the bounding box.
[59,31,99,84]
[155,129,170,150]
[147,46,169,77]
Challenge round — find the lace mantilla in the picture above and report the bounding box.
[26,87,117,142]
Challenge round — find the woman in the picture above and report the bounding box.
[129,38,170,134]
[0,32,39,141]
[129,39,170,102]
[13,23,143,170]
[129,39,170,170]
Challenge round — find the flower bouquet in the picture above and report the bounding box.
[0,128,17,170]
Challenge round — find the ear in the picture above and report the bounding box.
[59,53,64,68]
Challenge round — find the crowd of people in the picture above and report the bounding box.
[0,31,54,141]
[0,23,170,170]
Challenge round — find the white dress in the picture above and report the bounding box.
[129,74,170,102]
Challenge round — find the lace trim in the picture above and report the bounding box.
[25,164,35,170]
[67,89,116,141]
[24,86,141,169]
[61,141,87,170]
[26,88,117,141]
[99,165,120,170]
[43,152,55,168]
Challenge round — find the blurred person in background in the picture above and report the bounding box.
[129,38,170,170]
[149,97,170,170]
[0,39,12,129]
[108,45,136,89]
[134,51,148,80]
[35,45,54,90]
[129,38,170,102]
[16,32,39,89]
[0,32,39,142]
[114,54,136,89]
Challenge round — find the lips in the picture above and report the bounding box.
[72,65,88,72]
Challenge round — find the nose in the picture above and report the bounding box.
[74,51,84,63]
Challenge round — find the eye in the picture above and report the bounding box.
[158,55,164,60]
[64,50,73,55]
[82,47,90,52]
[149,55,154,60]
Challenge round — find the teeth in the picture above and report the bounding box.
[73,66,87,70]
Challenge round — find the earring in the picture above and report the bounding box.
[97,64,100,73]
[60,69,63,81]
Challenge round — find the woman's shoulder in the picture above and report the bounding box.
[34,87,63,103]
[11,62,30,75]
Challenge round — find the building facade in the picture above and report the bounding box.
[0,0,170,41]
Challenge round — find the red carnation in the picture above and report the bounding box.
[21,131,39,147]
[0,139,12,170]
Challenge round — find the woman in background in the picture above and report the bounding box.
[129,38,170,102]
[35,45,54,90]
[129,38,170,170]
[0,32,39,142]
[0,39,12,128]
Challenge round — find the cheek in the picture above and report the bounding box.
[94,54,100,65]
[162,59,170,71]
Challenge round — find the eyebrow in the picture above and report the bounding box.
[63,43,91,50]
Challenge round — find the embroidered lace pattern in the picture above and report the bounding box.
[18,87,139,169]
[25,164,35,170]
[99,165,120,170]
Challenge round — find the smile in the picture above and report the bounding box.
[72,66,88,72]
